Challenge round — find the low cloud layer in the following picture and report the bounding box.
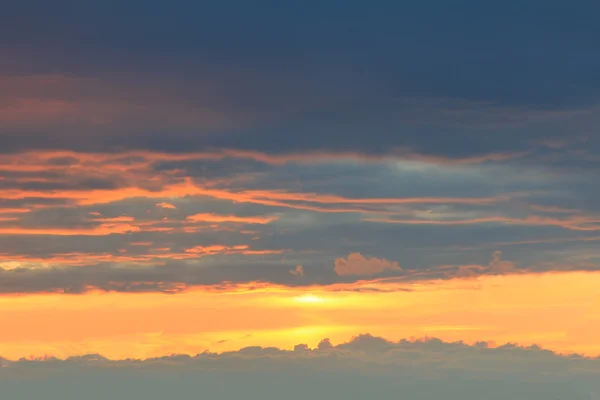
[2,335,598,400]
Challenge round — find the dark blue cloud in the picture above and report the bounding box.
[3,1,599,110]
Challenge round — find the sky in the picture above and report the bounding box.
[2,1,600,398]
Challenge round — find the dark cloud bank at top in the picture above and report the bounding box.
[1,1,600,162]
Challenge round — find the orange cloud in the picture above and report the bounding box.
[90,216,135,223]
[186,213,277,224]
[527,204,580,214]
[183,245,282,257]
[156,202,176,209]
[290,265,304,276]
[0,208,30,214]
[0,223,141,236]
[0,150,516,222]
[0,177,506,213]
[0,208,279,236]
[334,253,402,276]
[0,146,523,178]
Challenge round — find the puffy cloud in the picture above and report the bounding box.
[289,265,304,277]
[488,250,517,274]
[334,253,401,276]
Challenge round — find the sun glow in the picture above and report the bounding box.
[2,271,600,360]
[294,293,326,304]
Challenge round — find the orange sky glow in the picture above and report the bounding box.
[2,270,599,360]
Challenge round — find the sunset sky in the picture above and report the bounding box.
[2,1,600,398]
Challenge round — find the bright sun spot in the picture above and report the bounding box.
[294,294,325,304]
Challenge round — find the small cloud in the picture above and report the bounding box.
[317,338,333,351]
[156,202,176,209]
[294,343,309,352]
[488,250,516,274]
[186,213,276,224]
[334,253,401,276]
[129,242,152,246]
[539,138,569,149]
[455,264,486,278]
[289,265,304,277]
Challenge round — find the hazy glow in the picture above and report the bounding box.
[2,271,600,360]
[293,294,326,304]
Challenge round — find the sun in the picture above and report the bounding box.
[294,293,326,304]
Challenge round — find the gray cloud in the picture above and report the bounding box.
[1,335,598,399]
[0,250,588,294]
[1,0,600,179]
[0,0,599,302]
[334,253,401,276]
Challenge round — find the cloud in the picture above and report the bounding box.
[0,252,294,294]
[156,202,176,209]
[0,6,599,396]
[0,246,592,294]
[186,213,277,225]
[0,224,142,236]
[1,335,598,400]
[334,253,401,276]
[289,265,304,277]
[1,1,600,168]
[487,250,516,274]
[363,214,600,231]
[0,150,516,217]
